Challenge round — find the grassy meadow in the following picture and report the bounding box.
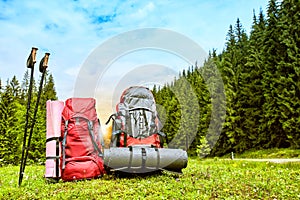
[0,155,299,199]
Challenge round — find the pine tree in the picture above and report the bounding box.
[260,0,290,148]
[0,80,24,165]
[21,70,30,103]
[213,23,239,155]
[233,18,250,152]
[10,75,21,101]
[241,9,267,149]
[20,69,37,104]
[200,58,226,156]
[155,85,181,148]
[275,0,300,148]
[42,73,57,102]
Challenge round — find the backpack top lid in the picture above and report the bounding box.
[62,98,98,121]
[119,86,156,111]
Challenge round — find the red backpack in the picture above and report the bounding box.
[61,98,106,181]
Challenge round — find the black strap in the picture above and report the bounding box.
[128,107,153,112]
[105,113,116,125]
[46,156,60,160]
[123,133,127,147]
[141,147,146,169]
[127,112,133,137]
[116,131,121,147]
[55,137,59,178]
[142,109,148,129]
[45,136,60,177]
[113,130,127,147]
[46,136,60,143]
[159,135,164,148]
[128,146,133,169]
[155,147,160,170]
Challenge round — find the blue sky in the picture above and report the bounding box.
[0,0,268,118]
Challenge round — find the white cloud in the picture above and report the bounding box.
[131,1,155,19]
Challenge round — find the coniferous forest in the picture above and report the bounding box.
[152,0,300,156]
[0,71,57,166]
[0,0,299,165]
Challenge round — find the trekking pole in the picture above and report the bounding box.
[19,47,38,186]
[19,53,50,186]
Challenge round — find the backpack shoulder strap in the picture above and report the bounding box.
[87,119,103,157]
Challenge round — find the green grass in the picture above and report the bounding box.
[222,148,300,159]
[0,158,299,199]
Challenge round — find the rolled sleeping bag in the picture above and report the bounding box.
[45,100,64,181]
[104,147,188,173]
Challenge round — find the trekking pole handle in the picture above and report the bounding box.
[39,53,50,73]
[26,47,38,68]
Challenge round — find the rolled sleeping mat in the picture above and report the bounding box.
[45,100,64,181]
[103,147,188,173]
